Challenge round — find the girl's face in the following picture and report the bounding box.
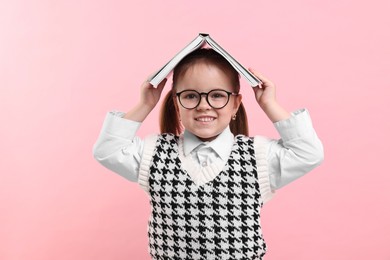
[175,62,242,142]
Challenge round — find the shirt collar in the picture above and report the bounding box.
[183,126,234,161]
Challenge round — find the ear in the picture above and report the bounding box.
[233,94,242,114]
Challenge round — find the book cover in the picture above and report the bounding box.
[149,33,261,87]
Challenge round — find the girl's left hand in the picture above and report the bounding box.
[249,68,291,122]
[249,68,277,109]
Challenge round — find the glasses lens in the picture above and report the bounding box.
[208,90,229,108]
[179,90,200,109]
[178,89,232,109]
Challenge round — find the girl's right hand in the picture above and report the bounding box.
[123,77,167,122]
[140,77,168,110]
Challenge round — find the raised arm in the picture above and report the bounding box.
[249,69,324,189]
[92,77,167,182]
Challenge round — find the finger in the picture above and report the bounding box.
[248,68,272,85]
[141,79,154,90]
[156,78,167,92]
[252,84,261,93]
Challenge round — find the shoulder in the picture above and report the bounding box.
[234,134,269,149]
[233,134,268,163]
[159,133,180,141]
[143,133,180,152]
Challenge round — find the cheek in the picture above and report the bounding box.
[226,102,238,115]
[173,97,182,116]
[177,106,190,122]
[179,111,192,128]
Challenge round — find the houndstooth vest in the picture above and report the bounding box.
[147,134,267,260]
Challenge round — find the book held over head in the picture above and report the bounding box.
[149,33,262,87]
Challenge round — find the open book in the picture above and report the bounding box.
[149,33,261,87]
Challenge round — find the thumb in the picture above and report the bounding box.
[252,84,263,94]
[156,78,167,92]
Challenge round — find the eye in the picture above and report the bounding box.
[210,91,228,99]
[182,92,198,100]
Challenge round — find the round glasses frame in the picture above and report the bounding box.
[175,89,238,110]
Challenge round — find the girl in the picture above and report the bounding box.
[93,48,323,259]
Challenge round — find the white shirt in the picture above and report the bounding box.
[93,109,323,191]
[183,126,233,168]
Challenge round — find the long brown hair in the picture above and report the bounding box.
[159,48,249,136]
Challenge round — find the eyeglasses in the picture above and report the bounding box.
[176,89,238,109]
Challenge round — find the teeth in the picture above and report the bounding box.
[196,117,214,122]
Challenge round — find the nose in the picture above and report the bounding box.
[196,94,211,110]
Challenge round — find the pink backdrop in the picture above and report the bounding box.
[1,0,389,259]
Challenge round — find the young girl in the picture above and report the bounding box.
[93,48,323,259]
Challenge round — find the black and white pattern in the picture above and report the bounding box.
[147,134,266,259]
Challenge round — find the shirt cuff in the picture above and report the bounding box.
[273,108,314,141]
[101,110,141,139]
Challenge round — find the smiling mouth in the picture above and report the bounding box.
[195,117,215,122]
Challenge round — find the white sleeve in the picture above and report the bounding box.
[92,111,144,182]
[265,108,324,190]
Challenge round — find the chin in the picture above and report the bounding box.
[195,132,219,142]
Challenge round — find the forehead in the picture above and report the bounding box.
[175,62,234,92]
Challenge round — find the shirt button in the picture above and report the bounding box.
[201,161,207,167]
[121,147,129,155]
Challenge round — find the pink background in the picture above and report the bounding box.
[1,0,389,259]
